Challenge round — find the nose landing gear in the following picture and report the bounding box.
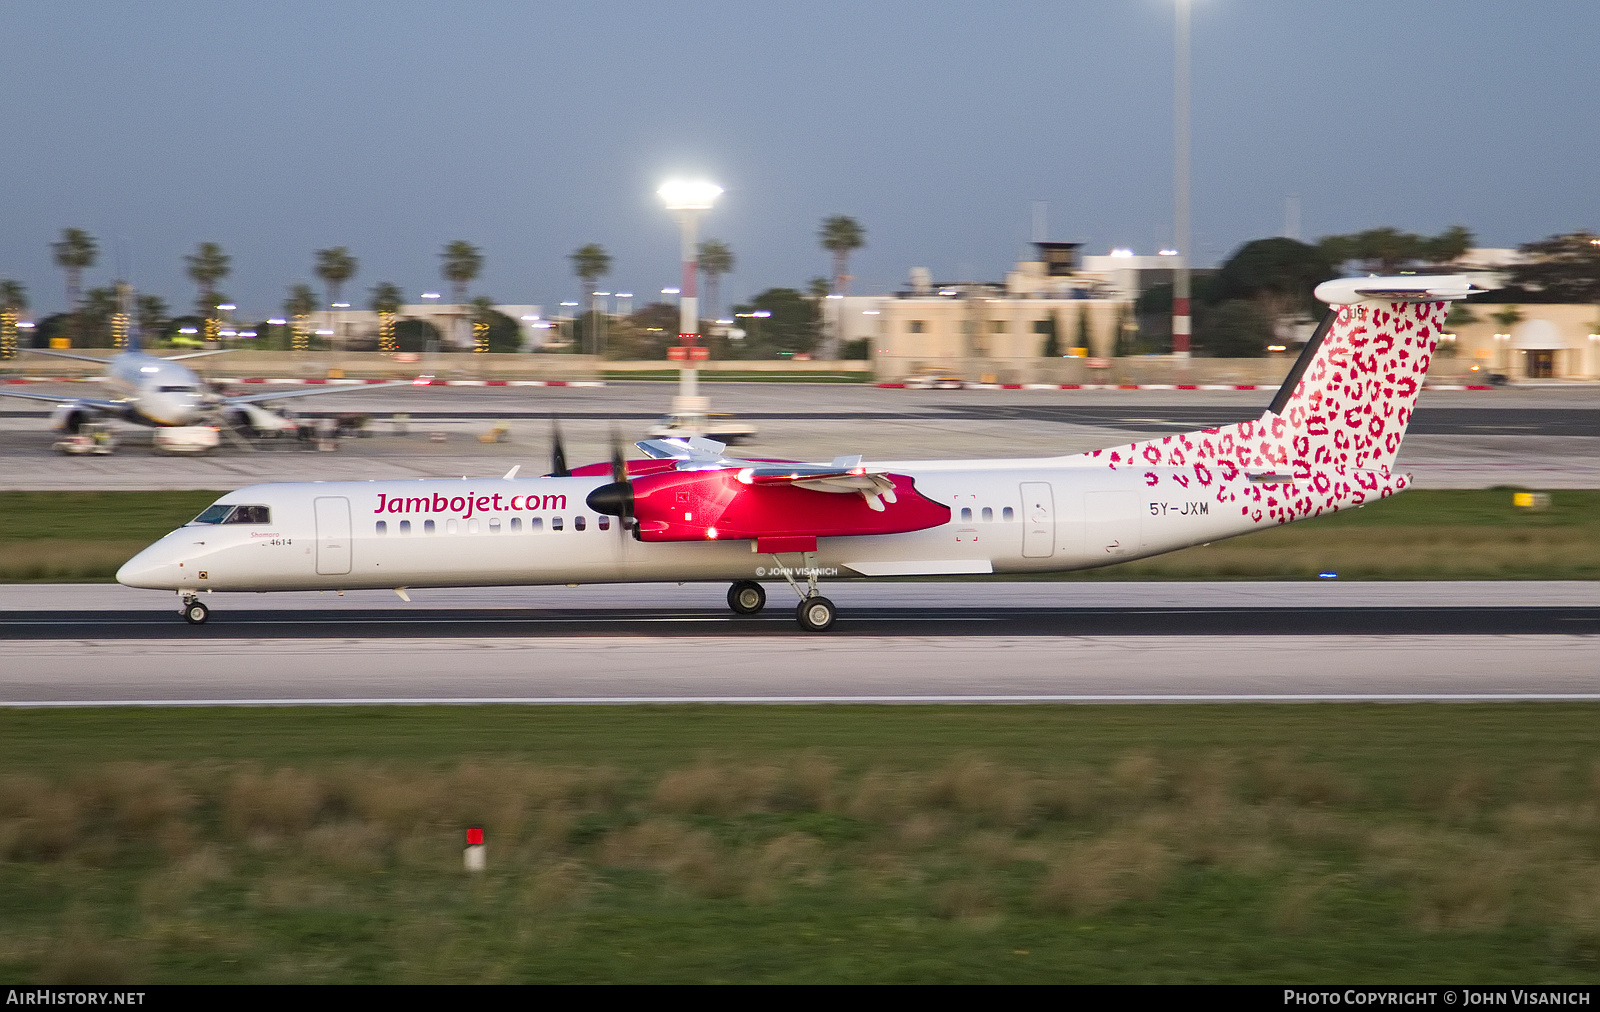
[767,555,840,632]
[796,595,836,632]
[179,594,209,625]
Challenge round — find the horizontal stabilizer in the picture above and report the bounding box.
[1313,274,1489,305]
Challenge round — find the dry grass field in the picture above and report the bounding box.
[0,705,1598,982]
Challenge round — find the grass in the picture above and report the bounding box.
[2,489,1597,583]
[0,491,220,582]
[1,704,1600,982]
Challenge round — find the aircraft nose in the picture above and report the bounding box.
[116,543,179,589]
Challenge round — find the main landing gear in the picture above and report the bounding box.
[727,580,766,615]
[180,594,209,625]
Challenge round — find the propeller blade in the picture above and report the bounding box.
[606,424,634,541]
[610,425,627,484]
[550,417,570,477]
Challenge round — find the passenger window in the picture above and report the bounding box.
[489,518,501,533]
[468,519,480,535]
[981,507,993,522]
[446,519,459,535]
[552,517,564,531]
[424,519,436,534]
[598,516,611,531]
[530,517,543,532]
[960,507,972,522]
[376,521,387,535]
[1003,507,1014,522]
[399,520,411,535]
[510,517,522,533]
[574,516,586,532]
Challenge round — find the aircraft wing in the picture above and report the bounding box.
[19,348,116,365]
[0,388,126,411]
[163,349,235,361]
[218,379,418,407]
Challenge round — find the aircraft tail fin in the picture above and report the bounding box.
[1089,275,1485,524]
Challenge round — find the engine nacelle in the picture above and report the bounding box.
[49,404,94,433]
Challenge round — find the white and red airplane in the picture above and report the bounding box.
[117,275,1480,630]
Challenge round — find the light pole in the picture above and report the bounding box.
[1172,0,1192,359]
[658,179,722,427]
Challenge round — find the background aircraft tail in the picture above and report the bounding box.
[1087,275,1484,524]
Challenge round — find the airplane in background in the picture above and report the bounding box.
[1,340,415,439]
[116,275,1482,630]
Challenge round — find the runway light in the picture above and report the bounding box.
[217,303,236,311]
[17,322,34,329]
[332,302,350,309]
[657,179,723,211]
[422,292,441,300]
[178,327,198,335]
[267,318,287,325]
[661,287,680,296]
[1318,572,1338,579]
[1158,249,1179,256]
[1111,248,1135,258]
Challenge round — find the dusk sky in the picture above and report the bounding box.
[3,0,1597,320]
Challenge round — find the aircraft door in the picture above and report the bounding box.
[313,496,353,575]
[1019,481,1054,558]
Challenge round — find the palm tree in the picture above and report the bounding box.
[285,283,318,352]
[698,239,734,322]
[440,241,483,351]
[314,247,359,308]
[570,243,611,303]
[52,228,97,347]
[370,282,403,353]
[818,215,865,295]
[52,229,98,309]
[440,240,482,306]
[0,279,26,359]
[185,242,231,317]
[136,294,167,347]
[570,244,612,354]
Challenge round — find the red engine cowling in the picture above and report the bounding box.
[610,469,948,545]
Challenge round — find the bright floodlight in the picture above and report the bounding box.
[658,179,722,210]
[217,303,236,311]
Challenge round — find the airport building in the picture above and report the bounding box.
[865,243,1143,384]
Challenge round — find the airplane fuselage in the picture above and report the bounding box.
[115,461,1254,595]
[103,352,210,426]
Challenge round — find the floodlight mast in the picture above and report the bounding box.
[658,180,722,424]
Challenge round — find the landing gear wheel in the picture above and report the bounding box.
[795,595,836,633]
[728,580,766,615]
[182,600,209,625]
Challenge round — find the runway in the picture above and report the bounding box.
[5,582,1597,706]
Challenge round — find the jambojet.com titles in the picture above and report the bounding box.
[373,492,568,521]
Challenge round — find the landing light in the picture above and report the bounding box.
[706,527,719,539]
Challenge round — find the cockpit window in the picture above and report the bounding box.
[225,505,271,524]
[191,505,233,524]
[191,504,271,525]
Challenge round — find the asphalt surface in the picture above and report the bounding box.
[4,605,1598,640]
[4,583,1597,705]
